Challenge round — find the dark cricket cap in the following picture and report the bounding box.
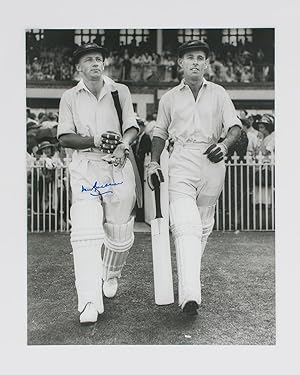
[73,43,108,64]
[178,40,210,58]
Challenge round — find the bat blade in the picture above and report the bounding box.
[151,217,174,305]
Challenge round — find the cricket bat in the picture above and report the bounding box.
[150,163,174,305]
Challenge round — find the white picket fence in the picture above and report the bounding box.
[27,152,275,233]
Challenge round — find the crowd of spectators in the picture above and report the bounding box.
[26,37,273,83]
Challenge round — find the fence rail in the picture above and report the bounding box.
[27,152,275,233]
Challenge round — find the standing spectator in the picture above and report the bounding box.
[248,114,260,136]
[241,118,258,155]
[253,114,275,155]
[144,112,157,140]
[252,114,275,208]
[122,49,132,80]
[132,116,152,222]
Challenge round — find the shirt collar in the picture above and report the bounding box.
[179,77,209,90]
[75,75,117,94]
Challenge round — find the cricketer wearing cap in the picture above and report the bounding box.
[148,40,242,315]
[58,43,139,324]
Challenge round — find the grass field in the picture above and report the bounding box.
[27,230,275,345]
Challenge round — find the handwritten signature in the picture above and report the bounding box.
[81,180,124,196]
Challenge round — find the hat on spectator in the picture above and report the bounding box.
[36,141,56,155]
[178,40,210,58]
[73,43,108,64]
[253,114,275,133]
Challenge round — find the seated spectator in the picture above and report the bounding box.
[223,62,236,82]
[27,120,41,138]
[161,54,175,82]
[240,66,254,83]
[38,112,47,125]
[39,112,58,129]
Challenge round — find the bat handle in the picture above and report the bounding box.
[152,175,163,219]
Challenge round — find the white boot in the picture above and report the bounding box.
[103,278,118,298]
[80,302,98,324]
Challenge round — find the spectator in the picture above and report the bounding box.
[162,54,175,81]
[132,116,151,222]
[144,112,157,140]
[142,52,153,80]
[39,112,58,129]
[253,114,275,156]
[240,65,254,83]
[241,118,258,155]
[38,112,47,125]
[252,114,275,207]
[248,114,261,135]
[224,62,236,82]
[122,49,132,80]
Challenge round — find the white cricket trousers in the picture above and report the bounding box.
[69,151,136,313]
[168,143,226,308]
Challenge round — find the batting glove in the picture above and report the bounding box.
[94,131,122,153]
[204,142,228,163]
[147,161,164,190]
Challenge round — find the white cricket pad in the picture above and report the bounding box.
[103,216,135,280]
[170,198,203,307]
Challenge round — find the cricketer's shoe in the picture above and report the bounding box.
[80,302,98,325]
[182,301,199,316]
[103,278,118,298]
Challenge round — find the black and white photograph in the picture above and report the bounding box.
[1,0,300,374]
[26,27,275,345]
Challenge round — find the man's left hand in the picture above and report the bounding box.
[102,142,130,168]
[204,143,228,163]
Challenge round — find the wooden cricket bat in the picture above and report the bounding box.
[150,170,174,305]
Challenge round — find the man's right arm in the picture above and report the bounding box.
[151,136,166,163]
[147,96,170,189]
[58,91,95,150]
[58,134,95,149]
[150,95,170,162]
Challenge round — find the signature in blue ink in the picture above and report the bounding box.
[81,180,124,196]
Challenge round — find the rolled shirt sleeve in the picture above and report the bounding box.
[57,91,76,138]
[221,88,242,134]
[152,95,170,140]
